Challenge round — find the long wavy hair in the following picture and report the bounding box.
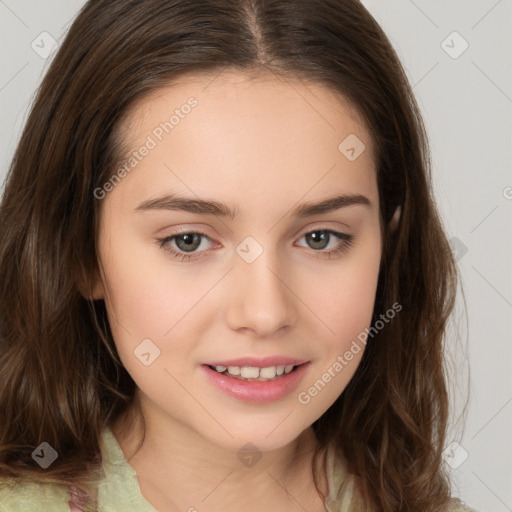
[0,1,459,510]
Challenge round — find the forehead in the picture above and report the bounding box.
[119,69,373,152]
[110,70,377,211]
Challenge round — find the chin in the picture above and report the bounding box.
[195,414,313,453]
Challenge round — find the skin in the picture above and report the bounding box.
[92,69,382,511]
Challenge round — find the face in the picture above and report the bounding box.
[94,70,382,453]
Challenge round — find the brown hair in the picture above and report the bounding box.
[0,1,459,510]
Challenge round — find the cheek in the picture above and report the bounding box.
[97,234,174,372]
[332,263,380,344]
[99,256,192,403]
[305,233,381,351]
[98,230,222,385]
[101,256,171,340]
[100,229,210,339]
[294,230,381,408]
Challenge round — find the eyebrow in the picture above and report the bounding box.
[134,193,372,219]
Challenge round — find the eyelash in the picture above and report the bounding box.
[156,228,355,262]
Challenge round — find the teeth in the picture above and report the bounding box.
[259,366,277,379]
[212,364,299,381]
[240,366,260,379]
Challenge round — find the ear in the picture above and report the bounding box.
[388,206,401,233]
[77,266,105,301]
[89,277,106,301]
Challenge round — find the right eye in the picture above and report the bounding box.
[157,231,214,261]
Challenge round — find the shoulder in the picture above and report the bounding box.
[0,478,71,512]
[444,498,478,511]
[323,443,478,512]
[0,427,125,512]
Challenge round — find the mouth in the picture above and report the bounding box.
[200,360,311,402]
[206,363,305,382]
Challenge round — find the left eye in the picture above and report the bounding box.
[157,228,354,262]
[297,229,348,251]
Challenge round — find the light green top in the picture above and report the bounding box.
[0,428,476,511]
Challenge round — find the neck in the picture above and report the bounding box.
[110,394,328,512]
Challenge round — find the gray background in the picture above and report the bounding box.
[1,1,511,510]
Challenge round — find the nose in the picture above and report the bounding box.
[224,247,298,337]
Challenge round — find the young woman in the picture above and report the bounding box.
[0,1,474,511]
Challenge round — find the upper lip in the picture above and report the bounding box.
[203,356,309,368]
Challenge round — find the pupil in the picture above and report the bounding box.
[307,231,328,250]
[176,233,200,252]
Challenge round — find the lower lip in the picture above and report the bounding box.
[200,363,310,403]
